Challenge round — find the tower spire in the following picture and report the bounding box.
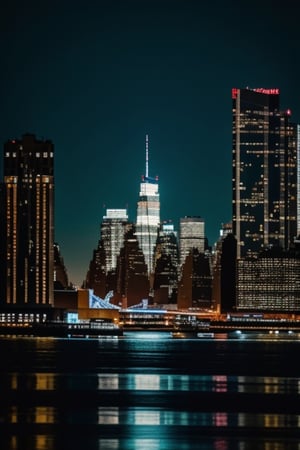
[145,134,149,179]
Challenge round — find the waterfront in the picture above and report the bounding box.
[0,332,300,450]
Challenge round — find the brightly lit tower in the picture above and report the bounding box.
[135,135,160,277]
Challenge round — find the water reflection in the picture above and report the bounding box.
[6,405,299,428]
[7,435,300,450]
[4,372,299,394]
[1,335,300,450]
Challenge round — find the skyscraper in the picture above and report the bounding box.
[0,134,54,311]
[54,242,69,290]
[85,209,129,299]
[116,224,149,308]
[135,135,160,276]
[232,88,298,258]
[179,216,205,266]
[101,209,129,272]
[153,221,179,304]
[297,125,300,236]
[177,248,212,310]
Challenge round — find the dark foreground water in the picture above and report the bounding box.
[0,331,300,450]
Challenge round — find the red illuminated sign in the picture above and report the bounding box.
[232,88,238,99]
[253,88,279,95]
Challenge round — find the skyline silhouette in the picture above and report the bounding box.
[1,0,299,285]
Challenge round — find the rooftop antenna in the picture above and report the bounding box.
[145,134,149,179]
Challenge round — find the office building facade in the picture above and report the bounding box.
[153,221,179,304]
[101,209,129,272]
[0,134,54,310]
[232,88,297,258]
[179,216,205,266]
[85,209,129,299]
[236,251,300,311]
[116,224,150,308]
[177,248,212,310]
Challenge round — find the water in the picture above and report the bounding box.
[0,331,299,449]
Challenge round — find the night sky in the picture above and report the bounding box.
[1,0,299,286]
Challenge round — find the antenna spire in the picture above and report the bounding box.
[145,134,149,178]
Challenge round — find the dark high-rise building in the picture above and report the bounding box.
[232,88,297,258]
[0,134,54,311]
[177,248,212,310]
[115,224,149,308]
[212,222,236,314]
[153,221,179,304]
[54,243,69,290]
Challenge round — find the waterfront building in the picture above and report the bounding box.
[153,221,179,304]
[232,88,298,258]
[236,248,300,312]
[179,216,205,266]
[0,134,54,316]
[135,135,160,276]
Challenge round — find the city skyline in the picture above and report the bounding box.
[1,1,299,285]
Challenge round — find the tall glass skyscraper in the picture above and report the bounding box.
[232,88,298,258]
[135,135,160,276]
[85,209,128,299]
[101,209,129,272]
[0,134,54,309]
[179,216,205,266]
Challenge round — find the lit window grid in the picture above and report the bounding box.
[236,258,300,311]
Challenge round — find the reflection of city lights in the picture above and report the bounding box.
[35,407,55,423]
[134,412,160,425]
[98,374,119,390]
[214,438,228,450]
[213,412,228,427]
[134,374,160,390]
[213,375,227,392]
[35,373,55,390]
[98,407,119,424]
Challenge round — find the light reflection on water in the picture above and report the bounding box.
[4,372,300,394]
[6,405,300,427]
[1,334,300,450]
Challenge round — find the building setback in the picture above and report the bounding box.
[0,134,54,310]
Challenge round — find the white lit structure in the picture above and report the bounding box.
[101,209,128,272]
[179,216,205,266]
[136,135,160,275]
